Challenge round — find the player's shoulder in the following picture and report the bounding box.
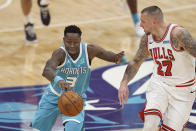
[86,43,93,47]
[87,43,98,51]
[52,44,66,59]
[86,43,101,59]
[52,48,65,57]
[171,24,186,37]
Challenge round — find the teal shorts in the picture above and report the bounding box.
[31,94,85,131]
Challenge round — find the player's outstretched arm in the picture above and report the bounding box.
[118,35,150,106]
[42,48,65,82]
[87,44,125,63]
[172,27,196,58]
[42,48,70,90]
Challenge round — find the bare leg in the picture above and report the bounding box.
[126,0,144,37]
[21,0,37,43]
[21,0,32,24]
[126,0,137,14]
[126,0,139,25]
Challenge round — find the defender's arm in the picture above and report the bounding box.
[118,35,150,106]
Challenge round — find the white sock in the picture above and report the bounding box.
[24,14,33,24]
[40,0,50,6]
[143,115,160,131]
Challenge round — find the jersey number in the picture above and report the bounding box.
[155,60,172,76]
[66,77,77,87]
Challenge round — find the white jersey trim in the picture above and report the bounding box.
[63,119,80,124]
[65,44,82,63]
[57,43,83,68]
[32,128,40,131]
[85,44,90,68]
[49,84,61,97]
[176,78,195,87]
[152,24,171,43]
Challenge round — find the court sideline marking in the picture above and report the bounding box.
[0,4,196,33]
[0,0,12,10]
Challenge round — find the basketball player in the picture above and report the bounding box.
[31,25,126,131]
[21,0,50,43]
[121,0,144,37]
[118,6,196,131]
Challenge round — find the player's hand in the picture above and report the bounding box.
[118,81,129,106]
[58,80,71,91]
[115,51,125,64]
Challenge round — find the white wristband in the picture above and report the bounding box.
[54,76,64,84]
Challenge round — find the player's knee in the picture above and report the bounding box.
[143,115,160,131]
[64,121,84,131]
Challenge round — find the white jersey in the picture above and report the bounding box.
[146,24,195,87]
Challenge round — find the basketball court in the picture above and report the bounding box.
[0,0,196,130]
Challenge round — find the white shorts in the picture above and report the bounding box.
[144,77,196,131]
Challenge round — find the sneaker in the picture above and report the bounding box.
[38,0,50,26]
[135,22,145,37]
[24,23,37,43]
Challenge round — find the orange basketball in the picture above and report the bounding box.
[58,91,84,117]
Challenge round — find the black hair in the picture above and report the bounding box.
[64,25,82,36]
[141,6,163,20]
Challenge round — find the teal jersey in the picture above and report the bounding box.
[45,43,91,104]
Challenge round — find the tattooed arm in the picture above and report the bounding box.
[122,35,150,85]
[118,35,150,106]
[171,27,196,58]
[42,48,65,82]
